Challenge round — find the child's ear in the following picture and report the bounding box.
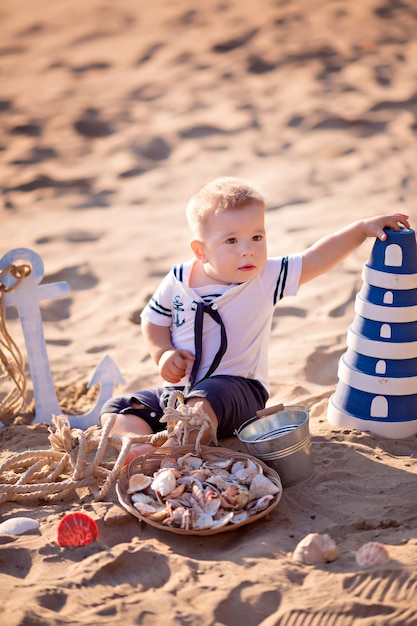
[191,239,207,261]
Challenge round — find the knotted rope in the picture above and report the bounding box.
[0,262,31,425]
[0,414,164,503]
[160,390,218,453]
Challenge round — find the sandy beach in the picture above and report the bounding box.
[1,0,417,624]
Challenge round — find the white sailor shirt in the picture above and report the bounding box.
[140,255,302,392]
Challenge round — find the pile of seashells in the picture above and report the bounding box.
[126,452,281,531]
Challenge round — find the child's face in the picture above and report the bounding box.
[194,201,267,285]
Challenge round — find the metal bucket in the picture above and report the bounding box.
[235,404,315,488]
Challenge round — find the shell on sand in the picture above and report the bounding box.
[292,533,338,565]
[0,516,40,536]
[355,542,390,568]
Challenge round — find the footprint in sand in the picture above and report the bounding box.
[0,545,32,578]
[215,583,281,626]
[129,83,165,102]
[39,263,98,321]
[36,590,67,612]
[10,122,42,137]
[6,174,92,194]
[40,297,72,323]
[305,345,345,386]
[70,61,112,74]
[45,264,99,291]
[11,146,59,165]
[211,28,258,54]
[35,230,101,245]
[73,108,114,139]
[65,544,171,591]
[135,42,164,65]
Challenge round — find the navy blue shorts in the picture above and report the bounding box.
[100,375,268,438]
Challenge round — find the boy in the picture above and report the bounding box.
[100,177,409,461]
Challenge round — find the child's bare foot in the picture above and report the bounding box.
[124,443,156,466]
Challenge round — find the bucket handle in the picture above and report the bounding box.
[256,403,309,419]
[234,403,309,437]
[256,403,285,418]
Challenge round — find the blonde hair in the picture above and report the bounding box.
[186,177,265,237]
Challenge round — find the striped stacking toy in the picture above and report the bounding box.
[327,227,417,438]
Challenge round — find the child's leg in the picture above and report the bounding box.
[100,392,165,463]
[101,409,157,464]
[164,396,219,448]
[185,375,268,439]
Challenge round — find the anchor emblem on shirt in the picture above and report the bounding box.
[173,295,186,327]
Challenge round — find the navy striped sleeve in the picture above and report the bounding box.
[273,256,289,305]
[148,297,172,319]
[173,264,184,282]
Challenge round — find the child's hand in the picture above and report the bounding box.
[363,213,410,241]
[158,349,195,384]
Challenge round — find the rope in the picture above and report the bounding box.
[0,413,144,503]
[119,390,218,453]
[0,392,218,504]
[0,262,32,425]
[160,390,218,453]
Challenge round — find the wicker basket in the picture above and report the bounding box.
[116,444,282,536]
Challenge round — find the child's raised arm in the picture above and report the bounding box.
[300,213,410,285]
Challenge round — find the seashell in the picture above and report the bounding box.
[246,493,274,515]
[166,506,192,530]
[220,483,250,510]
[211,469,232,480]
[127,473,153,494]
[210,469,232,486]
[130,492,154,505]
[189,468,212,483]
[168,483,186,499]
[231,460,245,474]
[0,516,40,536]
[355,542,389,568]
[177,453,203,470]
[57,512,98,547]
[148,507,169,522]
[203,490,221,517]
[151,468,178,497]
[231,459,260,484]
[191,484,221,517]
[210,511,234,529]
[192,511,214,530]
[230,510,249,524]
[177,475,197,488]
[204,459,232,470]
[292,533,338,565]
[134,501,157,516]
[134,501,167,521]
[249,473,281,500]
[167,492,194,510]
[205,475,228,491]
[160,457,179,469]
[191,481,205,507]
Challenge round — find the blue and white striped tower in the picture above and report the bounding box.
[327,227,417,438]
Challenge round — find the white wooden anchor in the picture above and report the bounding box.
[0,248,125,429]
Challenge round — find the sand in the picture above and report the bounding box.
[1,0,417,624]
